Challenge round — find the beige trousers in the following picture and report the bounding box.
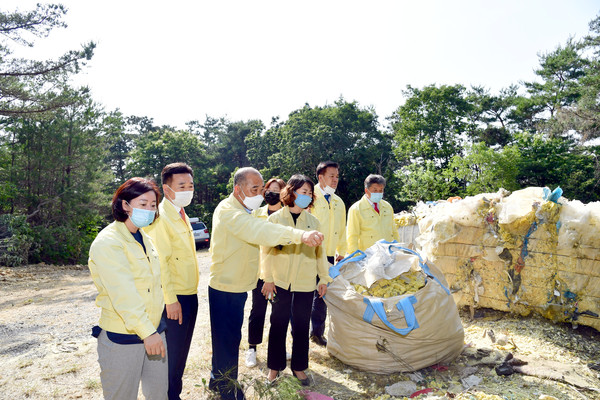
[97,330,168,400]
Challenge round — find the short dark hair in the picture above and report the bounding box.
[364,174,386,189]
[161,163,194,186]
[265,177,286,191]
[234,167,262,187]
[281,174,315,208]
[316,161,339,178]
[112,178,161,222]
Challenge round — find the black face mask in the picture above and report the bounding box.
[264,191,281,206]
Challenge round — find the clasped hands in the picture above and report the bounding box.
[262,282,327,300]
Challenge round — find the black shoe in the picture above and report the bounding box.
[310,334,327,347]
[292,370,310,386]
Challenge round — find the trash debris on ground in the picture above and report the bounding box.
[409,387,435,397]
[461,374,482,389]
[385,381,417,397]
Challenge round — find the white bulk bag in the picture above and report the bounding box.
[325,241,464,373]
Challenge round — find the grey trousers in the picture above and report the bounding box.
[97,330,168,400]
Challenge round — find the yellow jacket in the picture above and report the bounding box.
[209,194,307,293]
[145,199,199,304]
[261,207,332,292]
[88,221,164,340]
[346,195,400,254]
[310,188,347,257]
[252,205,269,219]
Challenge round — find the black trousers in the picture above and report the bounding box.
[248,279,268,346]
[208,286,247,400]
[267,286,313,371]
[163,294,198,400]
[310,255,334,337]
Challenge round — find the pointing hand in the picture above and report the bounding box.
[301,230,324,247]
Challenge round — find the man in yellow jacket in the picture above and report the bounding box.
[346,174,400,254]
[308,161,346,347]
[145,162,198,400]
[208,167,324,400]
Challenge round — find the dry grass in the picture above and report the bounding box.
[1,251,599,399]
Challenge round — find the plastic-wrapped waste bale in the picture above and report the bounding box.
[410,186,600,331]
[497,187,544,226]
[580,202,600,249]
[557,200,590,254]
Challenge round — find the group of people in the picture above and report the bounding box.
[88,160,400,400]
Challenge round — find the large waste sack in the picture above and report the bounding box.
[325,241,464,373]
[407,187,600,331]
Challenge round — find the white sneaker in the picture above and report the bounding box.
[245,348,257,368]
[286,351,292,361]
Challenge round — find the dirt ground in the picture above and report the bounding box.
[1,250,600,400]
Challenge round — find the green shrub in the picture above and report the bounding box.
[30,214,104,265]
[0,214,35,267]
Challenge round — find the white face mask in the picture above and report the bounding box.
[168,185,193,208]
[323,185,336,196]
[241,188,263,211]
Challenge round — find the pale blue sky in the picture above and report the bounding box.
[4,1,599,128]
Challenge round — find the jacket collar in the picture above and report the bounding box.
[227,193,252,213]
[315,186,326,199]
[359,194,378,211]
[167,197,182,213]
[316,184,327,197]
[114,220,149,243]
[282,205,307,222]
[314,185,338,202]
[160,197,187,221]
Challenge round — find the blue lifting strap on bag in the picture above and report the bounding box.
[329,249,366,279]
[362,295,419,335]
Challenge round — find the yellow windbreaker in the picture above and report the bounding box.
[209,194,307,293]
[88,221,164,340]
[145,199,199,304]
[310,188,347,257]
[346,195,400,255]
[260,207,332,292]
[252,204,269,220]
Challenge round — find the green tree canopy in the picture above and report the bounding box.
[524,40,587,121]
[513,132,599,202]
[565,13,600,142]
[128,128,209,183]
[0,3,95,117]
[0,93,110,263]
[448,143,521,196]
[247,99,397,207]
[390,84,475,170]
[467,85,517,146]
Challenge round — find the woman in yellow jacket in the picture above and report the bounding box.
[246,177,286,368]
[261,174,332,386]
[88,178,167,400]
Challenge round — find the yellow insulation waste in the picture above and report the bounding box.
[394,212,416,227]
[352,270,425,298]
